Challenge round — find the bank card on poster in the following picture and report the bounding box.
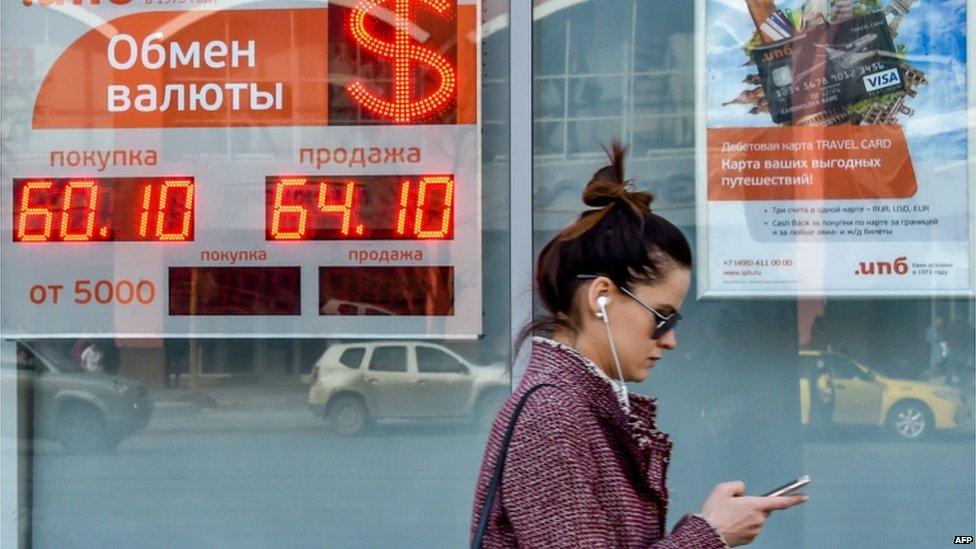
[0,0,483,337]
[696,0,974,297]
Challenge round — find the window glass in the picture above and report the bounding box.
[338,347,365,370]
[825,355,863,380]
[2,2,513,548]
[532,3,975,549]
[369,347,408,373]
[14,345,36,373]
[417,347,467,374]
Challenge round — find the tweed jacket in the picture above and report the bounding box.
[471,338,727,548]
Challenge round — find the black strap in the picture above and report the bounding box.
[471,383,559,549]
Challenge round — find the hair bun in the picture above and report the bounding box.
[556,141,654,242]
[581,140,653,215]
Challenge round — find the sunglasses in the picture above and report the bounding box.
[578,274,682,339]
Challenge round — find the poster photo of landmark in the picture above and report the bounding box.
[718,0,932,127]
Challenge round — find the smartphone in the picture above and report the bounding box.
[761,474,811,497]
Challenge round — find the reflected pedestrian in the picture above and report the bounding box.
[809,314,828,350]
[925,315,944,375]
[72,338,92,368]
[101,339,121,376]
[80,341,105,374]
[808,358,834,438]
[943,318,974,387]
[163,339,189,388]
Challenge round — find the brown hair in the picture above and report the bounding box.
[518,141,692,349]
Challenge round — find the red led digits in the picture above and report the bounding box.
[414,176,453,239]
[395,180,411,236]
[270,178,309,240]
[138,185,152,237]
[318,181,365,236]
[346,0,457,123]
[59,180,99,241]
[155,180,194,241]
[266,175,455,241]
[137,180,194,240]
[12,177,194,243]
[16,181,55,242]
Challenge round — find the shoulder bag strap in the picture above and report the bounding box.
[471,383,559,549]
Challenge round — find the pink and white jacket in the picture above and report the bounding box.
[471,337,728,548]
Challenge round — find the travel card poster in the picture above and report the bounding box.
[699,0,973,297]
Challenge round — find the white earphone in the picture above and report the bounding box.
[594,294,629,411]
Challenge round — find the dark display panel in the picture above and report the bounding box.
[169,267,301,316]
[319,266,454,316]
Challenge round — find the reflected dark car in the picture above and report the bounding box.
[1,341,153,452]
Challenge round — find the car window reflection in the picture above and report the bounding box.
[369,347,408,372]
[417,346,467,374]
[339,347,366,369]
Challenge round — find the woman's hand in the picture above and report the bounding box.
[699,481,807,546]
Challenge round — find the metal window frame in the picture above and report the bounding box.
[509,0,534,386]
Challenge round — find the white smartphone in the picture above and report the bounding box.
[761,474,811,497]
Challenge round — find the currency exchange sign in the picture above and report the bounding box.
[1,0,484,338]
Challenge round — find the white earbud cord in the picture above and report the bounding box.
[598,307,630,413]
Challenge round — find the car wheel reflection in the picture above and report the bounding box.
[329,394,368,436]
[888,401,933,440]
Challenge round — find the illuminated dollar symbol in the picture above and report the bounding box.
[347,0,457,123]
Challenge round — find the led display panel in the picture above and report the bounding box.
[13,177,195,242]
[266,175,455,241]
[1,1,481,338]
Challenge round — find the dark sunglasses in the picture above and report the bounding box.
[578,274,682,339]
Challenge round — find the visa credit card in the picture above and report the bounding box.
[752,13,904,124]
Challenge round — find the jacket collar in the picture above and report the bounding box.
[524,337,674,502]
[526,337,667,440]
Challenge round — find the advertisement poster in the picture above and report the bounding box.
[698,0,974,297]
[1,1,482,337]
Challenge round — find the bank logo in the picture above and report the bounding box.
[863,68,901,92]
[854,256,909,276]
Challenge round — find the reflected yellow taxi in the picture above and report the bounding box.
[799,349,967,439]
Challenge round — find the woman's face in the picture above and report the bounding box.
[582,268,691,383]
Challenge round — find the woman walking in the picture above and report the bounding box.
[471,143,806,548]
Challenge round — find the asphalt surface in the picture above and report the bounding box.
[27,423,487,549]
[17,402,976,549]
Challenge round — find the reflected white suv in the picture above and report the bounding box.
[308,342,509,435]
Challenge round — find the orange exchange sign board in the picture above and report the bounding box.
[5,0,484,339]
[32,2,478,129]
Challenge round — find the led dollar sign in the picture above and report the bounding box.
[347,0,457,123]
